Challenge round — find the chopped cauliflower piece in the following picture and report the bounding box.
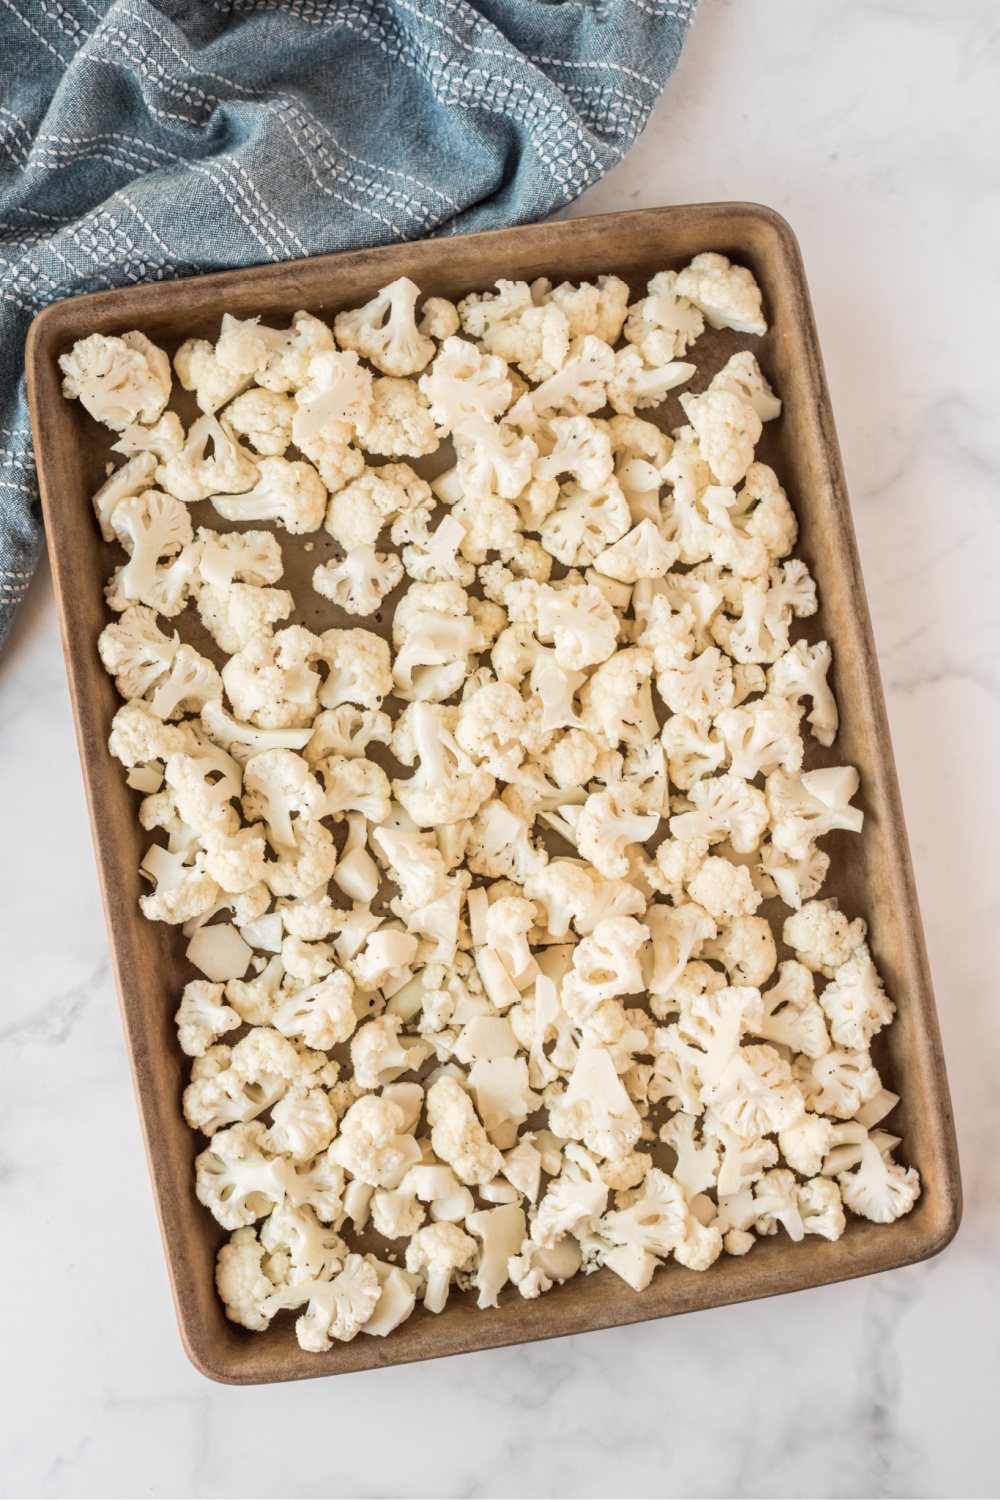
[675,252,768,337]
[60,330,171,430]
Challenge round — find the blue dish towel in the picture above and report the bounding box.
[0,0,698,648]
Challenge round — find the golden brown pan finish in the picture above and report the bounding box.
[25,204,961,1385]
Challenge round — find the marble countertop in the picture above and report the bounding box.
[3,1,998,1495]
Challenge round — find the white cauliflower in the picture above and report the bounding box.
[624,269,705,362]
[60,330,171,430]
[212,455,327,535]
[458,278,570,382]
[334,276,435,376]
[357,376,438,457]
[223,388,296,455]
[675,252,768,336]
[313,546,403,616]
[326,463,433,551]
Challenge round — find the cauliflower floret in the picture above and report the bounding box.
[660,714,726,793]
[394,702,495,828]
[334,276,435,376]
[713,561,817,664]
[202,825,269,895]
[456,680,547,780]
[714,694,804,781]
[419,296,460,340]
[687,855,763,921]
[223,388,296,455]
[196,581,292,656]
[215,310,333,392]
[216,1226,280,1332]
[108,700,187,768]
[60,330,170,430]
[576,783,661,880]
[175,339,253,415]
[703,914,777,988]
[838,1140,920,1224]
[357,376,438,457]
[624,269,705,362]
[108,489,192,607]
[273,969,357,1051]
[164,750,240,837]
[529,335,616,419]
[578,646,658,749]
[405,1221,478,1314]
[140,850,221,926]
[533,415,614,491]
[607,346,695,417]
[768,639,838,748]
[145,644,223,721]
[820,945,895,1051]
[318,627,392,711]
[783,900,867,979]
[674,252,768,337]
[452,489,524,562]
[647,838,709,909]
[758,961,830,1060]
[391,583,487,704]
[265,818,339,899]
[532,1143,609,1247]
[532,582,619,671]
[426,1074,503,1186]
[679,389,762,488]
[313,546,403,617]
[157,413,259,503]
[265,1087,338,1161]
[222,627,322,730]
[703,1044,805,1140]
[371,1187,425,1241]
[539,275,630,344]
[90,452,158,542]
[766,767,865,860]
[657,646,734,723]
[291,349,373,449]
[194,1119,289,1230]
[418,336,512,436]
[458,279,570,382]
[793,1048,881,1120]
[242,748,324,852]
[777,1111,836,1177]
[710,350,781,423]
[402,514,476,588]
[326,463,433,551]
[329,1094,419,1188]
[175,980,241,1057]
[98,606,179,701]
[262,1253,381,1351]
[601,1167,687,1254]
[738,461,798,562]
[540,476,631,569]
[593,520,679,583]
[669,772,770,854]
[350,1014,424,1090]
[303,705,391,767]
[453,415,536,503]
[211,455,327,535]
[798,1176,847,1241]
[318,754,391,823]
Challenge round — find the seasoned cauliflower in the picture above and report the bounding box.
[73,262,916,1350]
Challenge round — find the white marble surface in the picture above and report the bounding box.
[3,1,999,1494]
